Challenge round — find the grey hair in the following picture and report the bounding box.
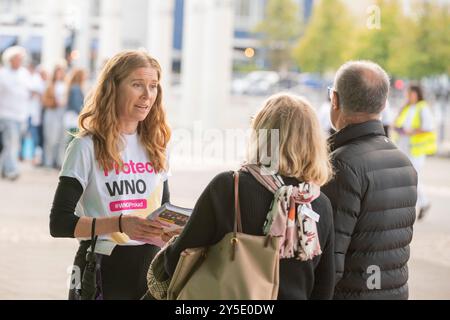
[334,60,390,114]
[1,46,27,67]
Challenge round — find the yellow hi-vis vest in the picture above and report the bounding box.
[394,101,437,157]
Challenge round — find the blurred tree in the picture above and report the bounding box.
[293,0,353,74]
[388,1,450,79]
[233,62,260,74]
[254,0,301,74]
[351,0,405,71]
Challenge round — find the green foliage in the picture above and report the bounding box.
[292,0,449,79]
[293,0,354,74]
[353,0,449,79]
[233,62,260,73]
[393,1,450,78]
[351,0,404,70]
[255,0,301,72]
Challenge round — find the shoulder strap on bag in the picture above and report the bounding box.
[86,218,98,264]
[81,218,100,300]
[91,218,98,252]
[233,172,243,234]
[231,172,243,260]
[241,164,283,194]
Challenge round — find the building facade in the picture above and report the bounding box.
[0,0,314,74]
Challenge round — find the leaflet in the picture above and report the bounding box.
[146,203,192,247]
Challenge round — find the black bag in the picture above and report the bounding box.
[71,218,103,300]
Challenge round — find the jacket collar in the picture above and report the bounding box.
[328,120,386,151]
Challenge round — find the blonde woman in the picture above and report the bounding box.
[42,64,67,168]
[50,50,171,299]
[162,93,335,299]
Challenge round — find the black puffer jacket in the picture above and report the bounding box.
[322,120,417,300]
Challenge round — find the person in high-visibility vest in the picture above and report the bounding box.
[393,84,437,220]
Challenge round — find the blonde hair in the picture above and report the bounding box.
[248,93,333,186]
[68,68,86,87]
[78,50,171,172]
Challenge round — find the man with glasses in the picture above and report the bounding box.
[322,61,417,300]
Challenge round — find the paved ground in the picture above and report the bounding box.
[0,154,450,300]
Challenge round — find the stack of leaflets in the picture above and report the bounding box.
[146,203,192,247]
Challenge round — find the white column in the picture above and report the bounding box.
[200,0,234,128]
[180,0,234,128]
[147,0,175,91]
[97,0,122,70]
[41,0,66,71]
[18,0,32,46]
[180,0,207,126]
[72,0,91,71]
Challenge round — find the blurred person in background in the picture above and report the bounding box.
[26,63,46,165]
[381,99,393,137]
[393,84,437,220]
[0,46,32,180]
[42,64,67,169]
[64,68,88,141]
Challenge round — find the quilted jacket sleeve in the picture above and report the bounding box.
[321,159,362,284]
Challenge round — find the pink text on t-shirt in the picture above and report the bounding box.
[103,160,154,177]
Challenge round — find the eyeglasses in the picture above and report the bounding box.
[327,86,336,101]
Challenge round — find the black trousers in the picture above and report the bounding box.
[69,242,160,300]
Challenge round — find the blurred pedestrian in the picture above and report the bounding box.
[0,46,32,180]
[381,99,394,137]
[42,64,67,169]
[322,61,417,299]
[66,68,87,116]
[27,63,46,165]
[393,84,437,220]
[64,68,87,142]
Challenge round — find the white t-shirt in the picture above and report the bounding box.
[54,80,66,107]
[60,133,169,255]
[380,100,393,126]
[29,72,45,126]
[0,66,32,122]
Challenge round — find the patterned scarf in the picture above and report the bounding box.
[241,164,322,261]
